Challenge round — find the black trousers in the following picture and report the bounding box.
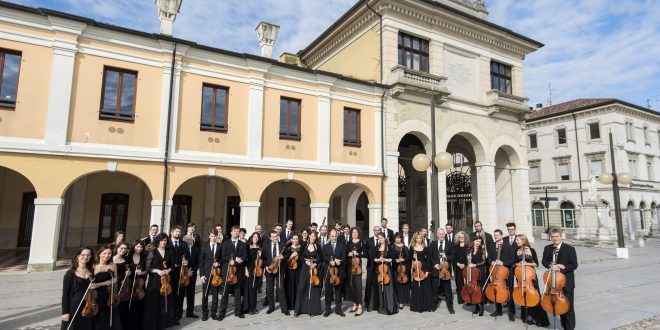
[170,268,183,318]
[364,269,374,305]
[497,275,515,316]
[219,283,242,317]
[431,277,454,309]
[177,274,196,314]
[266,273,287,313]
[561,288,575,330]
[325,282,342,313]
[201,282,219,316]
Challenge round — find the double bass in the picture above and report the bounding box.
[513,247,540,307]
[484,243,510,304]
[540,248,570,316]
[461,251,483,305]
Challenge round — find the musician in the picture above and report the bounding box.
[408,231,434,312]
[218,225,249,320]
[420,228,431,246]
[93,245,121,330]
[319,225,329,247]
[488,229,514,320]
[445,223,454,245]
[215,224,226,243]
[112,242,131,329]
[180,235,199,319]
[346,227,366,316]
[467,236,488,316]
[430,228,455,314]
[338,224,351,244]
[380,218,395,242]
[126,240,147,330]
[322,230,347,317]
[367,233,398,315]
[300,229,310,249]
[333,221,343,239]
[143,234,174,330]
[364,226,382,307]
[264,230,289,315]
[168,225,189,322]
[274,223,284,240]
[61,247,95,330]
[142,224,159,249]
[542,227,577,330]
[470,220,495,247]
[285,233,303,312]
[185,222,202,249]
[199,229,222,321]
[109,231,125,253]
[242,232,263,315]
[239,228,248,243]
[400,224,411,247]
[339,224,351,299]
[294,230,322,316]
[391,233,410,309]
[281,219,294,244]
[452,231,470,305]
[254,224,265,242]
[515,234,549,327]
[503,222,518,320]
[309,222,318,233]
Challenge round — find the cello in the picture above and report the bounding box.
[461,251,483,306]
[540,248,570,319]
[484,243,510,304]
[513,247,541,308]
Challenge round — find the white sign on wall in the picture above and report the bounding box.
[444,46,479,101]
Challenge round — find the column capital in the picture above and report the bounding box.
[33,198,64,205]
[239,201,261,208]
[309,203,330,209]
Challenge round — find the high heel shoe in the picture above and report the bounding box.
[349,305,357,313]
[355,306,363,316]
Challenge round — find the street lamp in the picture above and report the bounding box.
[412,151,453,236]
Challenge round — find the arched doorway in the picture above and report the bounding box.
[626,201,636,235]
[259,180,311,231]
[560,201,576,228]
[328,183,370,234]
[397,134,428,232]
[0,166,37,249]
[652,202,658,234]
[531,202,545,228]
[446,153,472,232]
[639,201,647,230]
[494,146,521,224]
[171,176,241,238]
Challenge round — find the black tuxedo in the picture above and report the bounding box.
[219,239,248,317]
[445,232,455,245]
[280,228,294,244]
[322,241,347,313]
[185,232,202,249]
[469,231,494,247]
[364,235,379,305]
[199,242,222,317]
[401,233,411,247]
[381,227,395,242]
[141,235,157,248]
[429,239,454,309]
[542,243,578,330]
[168,239,190,319]
[263,240,287,313]
[180,245,200,315]
[338,233,351,245]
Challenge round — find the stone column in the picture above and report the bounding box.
[511,166,534,241]
[28,198,65,272]
[310,203,329,224]
[240,202,260,231]
[385,151,400,223]
[150,200,172,233]
[44,41,77,146]
[438,170,448,226]
[475,162,497,231]
[369,204,383,231]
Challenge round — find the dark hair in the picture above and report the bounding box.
[209,228,219,235]
[474,220,482,226]
[113,242,129,256]
[393,232,402,243]
[215,224,223,228]
[310,222,318,227]
[248,232,262,246]
[376,232,389,252]
[96,245,114,265]
[494,229,503,236]
[187,222,196,228]
[506,222,516,229]
[274,223,283,229]
[230,225,240,232]
[114,231,125,240]
[470,236,486,256]
[350,227,362,240]
[269,230,278,236]
[286,219,294,224]
[445,223,453,228]
[155,233,169,245]
[150,224,159,229]
[70,246,94,272]
[132,240,145,254]
[342,224,350,230]
[171,225,184,233]
[240,228,247,234]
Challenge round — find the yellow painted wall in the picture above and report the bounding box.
[330,99,375,166]
[0,38,52,139]
[318,25,381,83]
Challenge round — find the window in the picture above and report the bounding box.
[626,121,635,142]
[0,49,21,109]
[647,161,654,181]
[588,122,600,140]
[557,128,567,145]
[279,97,301,139]
[201,84,228,131]
[529,165,540,183]
[100,67,137,121]
[97,193,129,244]
[490,61,512,94]
[590,159,603,176]
[560,201,575,228]
[529,133,538,149]
[278,197,295,223]
[531,202,545,227]
[629,157,638,179]
[644,126,650,146]
[170,195,192,228]
[559,163,570,181]
[344,107,361,146]
[398,32,429,72]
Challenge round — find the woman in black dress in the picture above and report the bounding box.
[294,231,322,317]
[94,245,121,329]
[285,233,303,312]
[467,236,488,316]
[300,229,309,250]
[243,232,263,315]
[346,227,365,316]
[61,247,95,330]
[452,231,469,305]
[143,233,174,330]
[408,232,434,313]
[516,234,550,327]
[126,240,147,330]
[368,233,399,315]
[391,233,410,309]
[112,243,131,330]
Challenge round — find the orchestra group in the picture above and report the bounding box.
[61,219,578,330]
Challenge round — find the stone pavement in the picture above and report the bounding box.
[2,239,660,329]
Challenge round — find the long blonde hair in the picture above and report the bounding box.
[410,231,424,249]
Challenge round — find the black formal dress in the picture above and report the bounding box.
[242,246,263,313]
[126,253,147,330]
[61,270,95,330]
[94,270,122,330]
[517,249,550,327]
[542,243,578,330]
[346,240,365,305]
[294,245,323,316]
[452,244,468,304]
[367,250,398,315]
[391,244,410,305]
[114,261,129,329]
[468,250,488,312]
[408,247,434,312]
[322,241,347,313]
[143,249,174,330]
[219,239,249,318]
[364,235,379,306]
[285,245,303,311]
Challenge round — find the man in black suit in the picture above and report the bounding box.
[445,223,455,245]
[363,226,381,307]
[185,222,202,249]
[264,230,289,315]
[254,224,265,242]
[502,222,518,321]
[218,225,248,320]
[429,228,455,314]
[542,227,578,330]
[488,229,514,320]
[199,229,222,321]
[322,230,347,317]
[470,220,494,247]
[380,218,395,243]
[141,224,160,249]
[400,224,411,247]
[180,235,200,318]
[421,228,431,246]
[168,225,190,324]
[281,219,294,244]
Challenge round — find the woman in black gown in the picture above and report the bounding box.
[467,236,488,316]
[452,231,469,305]
[94,245,121,329]
[294,231,322,317]
[368,233,398,315]
[126,240,147,330]
[346,227,365,316]
[300,229,309,250]
[408,232,434,313]
[515,234,550,327]
[243,232,263,315]
[285,233,303,312]
[112,243,131,330]
[391,233,410,309]
[61,247,95,330]
[143,233,175,330]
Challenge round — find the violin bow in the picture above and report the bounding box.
[109,270,114,328]
[66,277,94,330]
[129,265,139,309]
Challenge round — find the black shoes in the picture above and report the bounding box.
[237,314,245,318]
[283,311,291,316]
[509,314,515,322]
[202,314,208,321]
[294,312,300,317]
[336,311,346,317]
[490,311,503,317]
[218,315,224,321]
[187,313,199,318]
[266,308,275,314]
[323,311,332,317]
[249,309,258,315]
[448,306,455,314]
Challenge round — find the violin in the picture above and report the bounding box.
[461,251,483,304]
[438,246,451,281]
[179,256,190,288]
[396,248,408,284]
[288,246,299,270]
[131,266,145,301]
[328,257,341,286]
[411,250,427,286]
[351,247,362,276]
[225,254,238,285]
[309,259,320,287]
[485,243,510,304]
[210,258,223,287]
[81,277,99,317]
[376,252,390,286]
[160,261,172,296]
[540,248,570,315]
[118,270,131,302]
[254,250,264,278]
[512,246,541,307]
[267,250,282,274]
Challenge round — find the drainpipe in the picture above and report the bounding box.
[572,113,584,206]
[161,42,177,229]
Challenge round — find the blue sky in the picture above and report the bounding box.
[8,0,660,109]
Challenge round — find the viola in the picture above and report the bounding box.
[328,257,341,286]
[81,278,99,317]
[351,247,362,276]
[485,243,510,304]
[131,266,145,301]
[540,248,570,315]
[211,258,223,287]
[226,254,238,285]
[438,247,451,281]
[160,261,172,296]
[512,247,541,307]
[288,247,299,270]
[411,250,427,285]
[267,251,282,274]
[179,256,190,288]
[461,251,483,304]
[376,253,390,286]
[254,250,264,278]
[396,248,408,284]
[309,262,320,287]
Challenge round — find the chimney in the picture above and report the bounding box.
[155,0,183,36]
[256,21,280,58]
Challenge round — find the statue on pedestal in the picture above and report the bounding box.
[588,172,598,201]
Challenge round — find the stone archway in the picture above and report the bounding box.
[328,183,372,234]
[259,180,312,231]
[397,133,429,233]
[0,166,37,250]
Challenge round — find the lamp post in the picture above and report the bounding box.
[412,149,452,235]
[597,131,632,258]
